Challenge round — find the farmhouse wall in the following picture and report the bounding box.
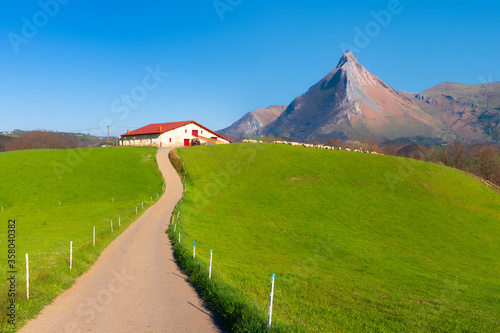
[120,122,230,147]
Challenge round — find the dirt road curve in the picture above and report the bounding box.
[20,148,222,333]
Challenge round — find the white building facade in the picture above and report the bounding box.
[120,121,232,147]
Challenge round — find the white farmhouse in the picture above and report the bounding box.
[119,121,232,147]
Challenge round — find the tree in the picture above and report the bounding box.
[366,139,381,153]
[324,138,342,148]
[476,145,499,182]
[447,140,466,168]
[427,146,447,164]
[0,135,12,152]
[382,139,397,156]
[403,144,428,160]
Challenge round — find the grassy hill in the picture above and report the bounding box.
[172,143,500,332]
[0,147,163,332]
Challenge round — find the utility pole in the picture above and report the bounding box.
[107,125,110,146]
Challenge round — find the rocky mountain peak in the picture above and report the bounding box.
[336,50,358,68]
[263,51,442,141]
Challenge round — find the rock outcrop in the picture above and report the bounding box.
[220,105,286,140]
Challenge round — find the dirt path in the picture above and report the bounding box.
[20,148,222,333]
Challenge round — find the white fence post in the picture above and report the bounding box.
[70,241,73,269]
[118,216,121,227]
[209,250,213,280]
[26,254,29,300]
[193,241,196,258]
[151,196,153,202]
[178,230,181,243]
[135,206,137,215]
[268,274,275,328]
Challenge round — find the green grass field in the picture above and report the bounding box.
[0,147,163,332]
[172,143,500,332]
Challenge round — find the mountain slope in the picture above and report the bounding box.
[220,105,286,140]
[263,51,447,142]
[414,82,500,141]
[423,81,500,108]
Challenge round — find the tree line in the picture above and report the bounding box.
[390,140,500,187]
[0,131,86,152]
[324,137,500,187]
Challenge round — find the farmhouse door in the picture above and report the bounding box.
[184,139,190,146]
[192,130,198,137]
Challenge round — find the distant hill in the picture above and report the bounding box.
[423,81,500,102]
[0,130,109,152]
[219,105,286,140]
[227,52,500,143]
[413,81,500,142]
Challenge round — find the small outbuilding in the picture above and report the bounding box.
[119,120,232,147]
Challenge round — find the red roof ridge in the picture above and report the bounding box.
[121,120,232,143]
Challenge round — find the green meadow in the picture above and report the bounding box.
[0,147,163,332]
[172,143,500,332]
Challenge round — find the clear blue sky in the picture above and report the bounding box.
[1,0,499,137]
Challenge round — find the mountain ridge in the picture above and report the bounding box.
[262,50,446,142]
[224,51,500,143]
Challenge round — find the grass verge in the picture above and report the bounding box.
[169,149,293,332]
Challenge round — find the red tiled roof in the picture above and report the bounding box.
[121,121,232,143]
